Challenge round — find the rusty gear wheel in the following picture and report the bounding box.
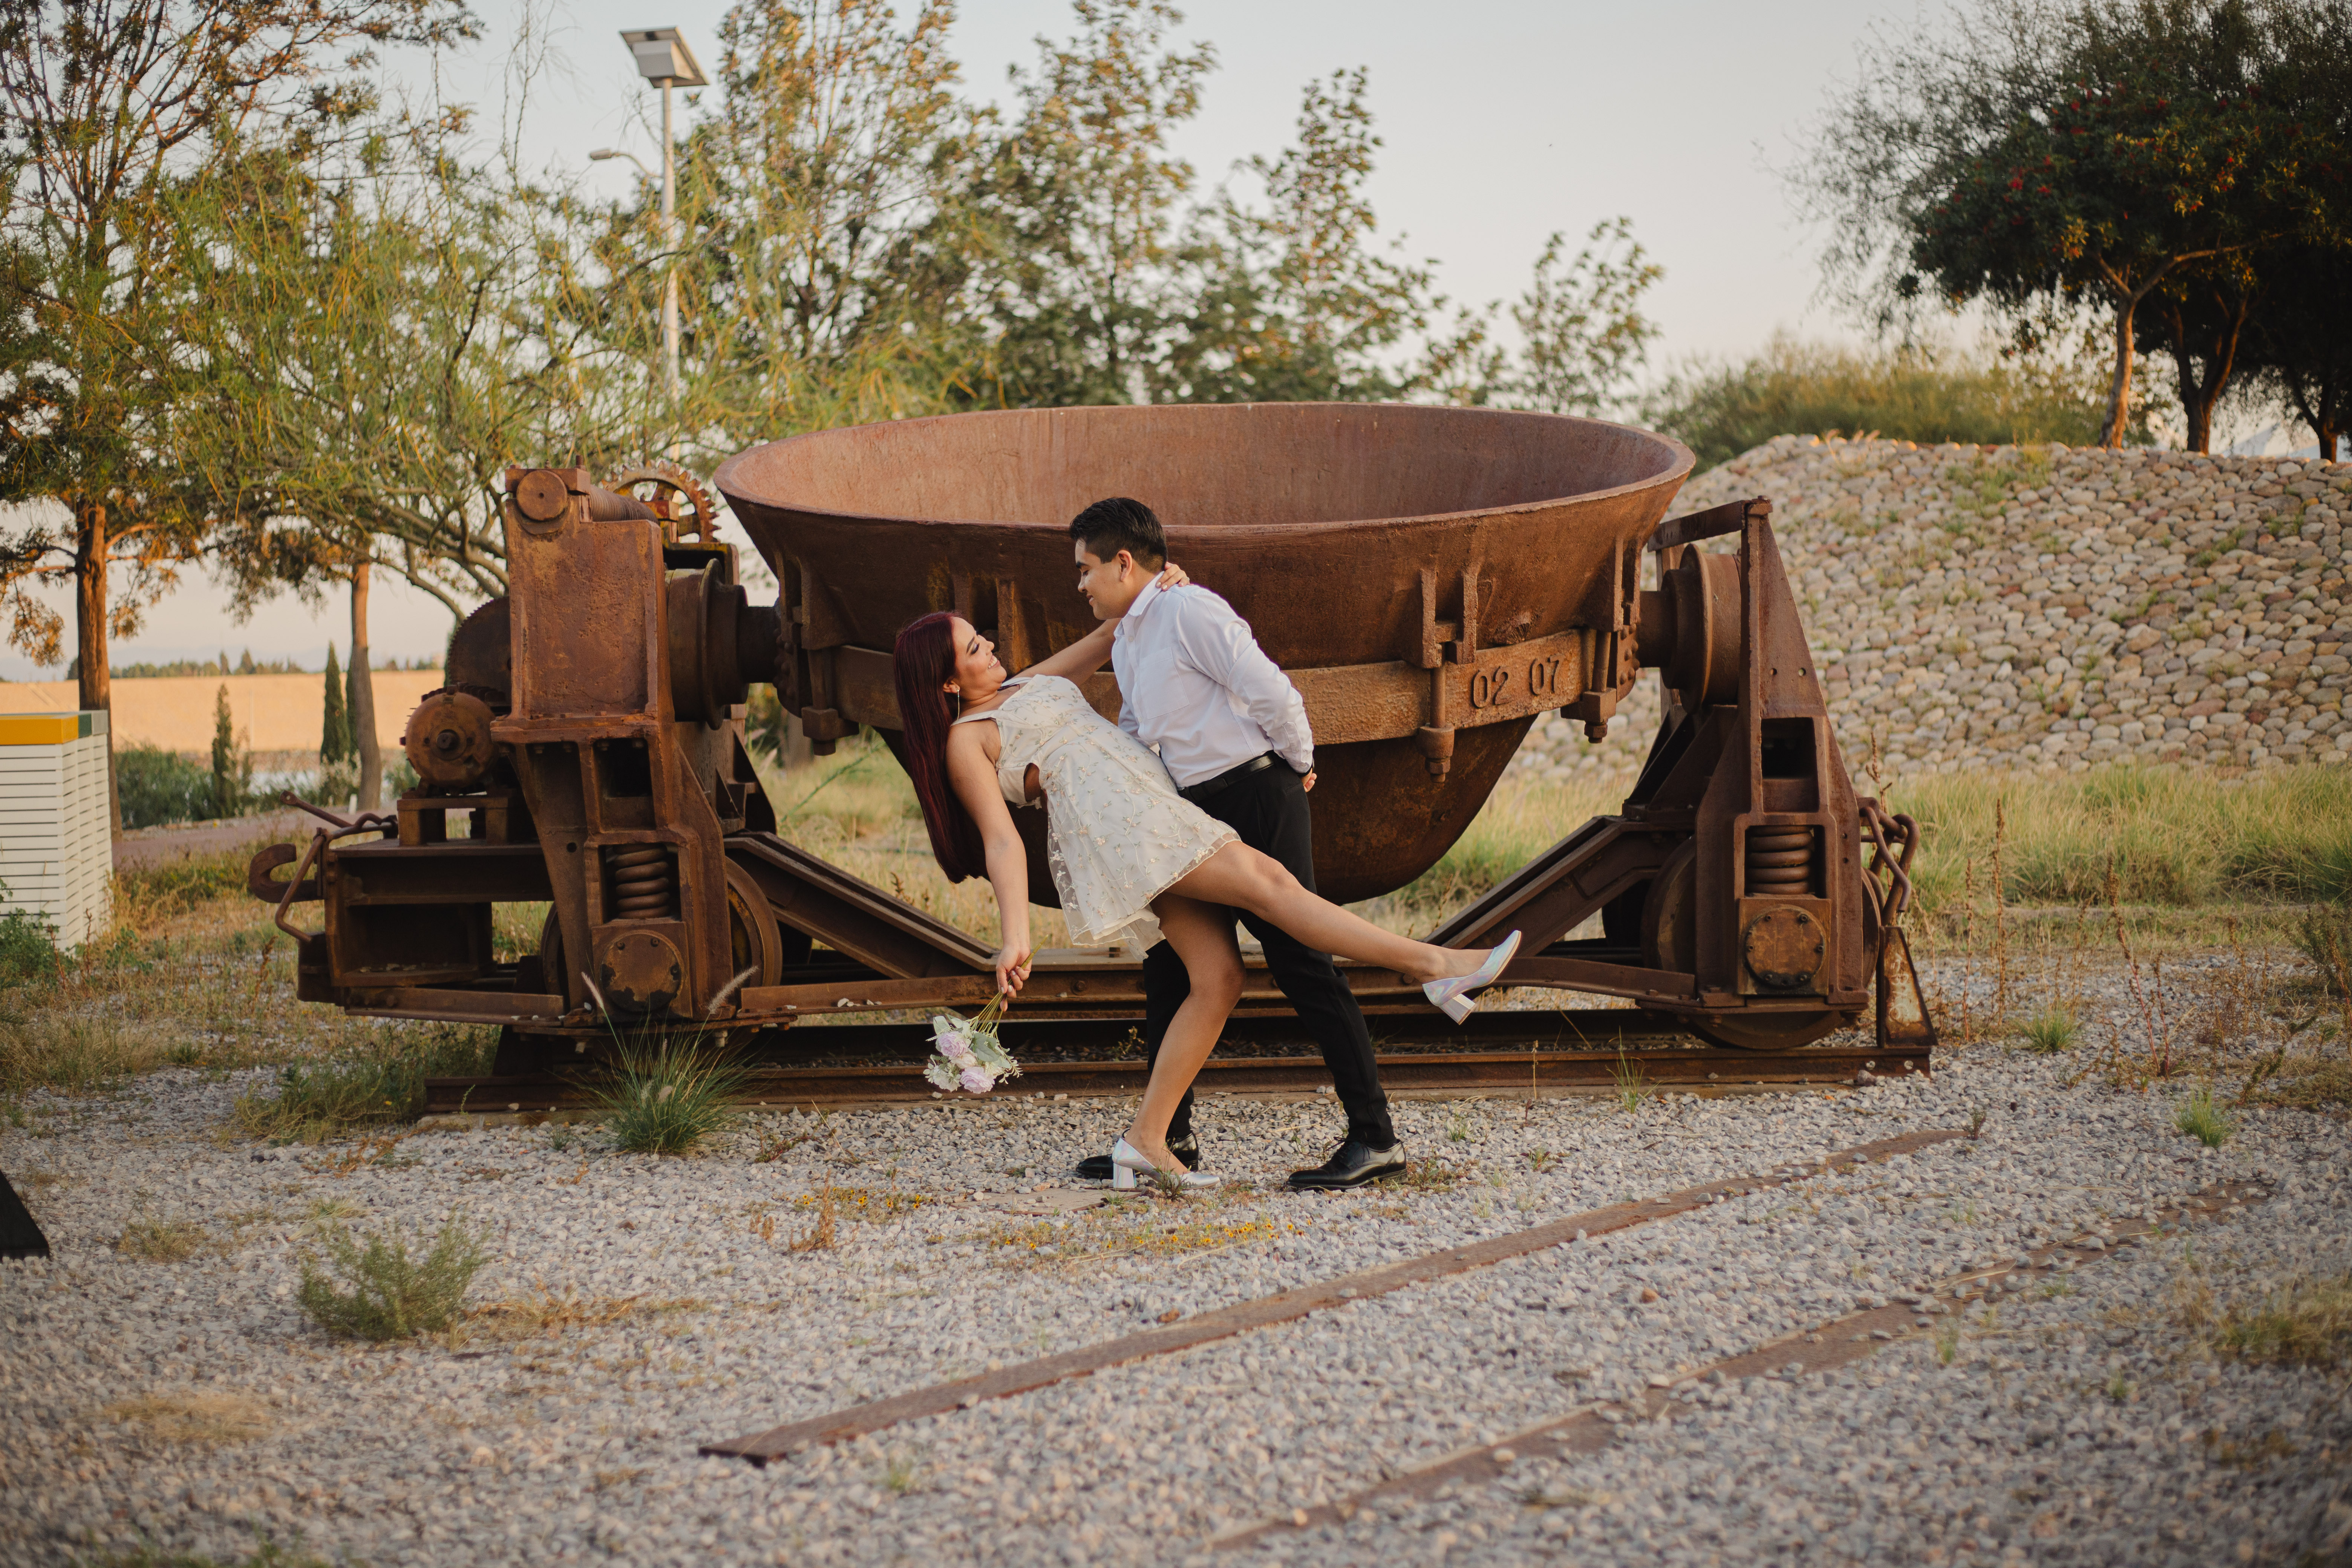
[606,461,719,544]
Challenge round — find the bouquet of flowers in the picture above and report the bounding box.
[924,991,1021,1094]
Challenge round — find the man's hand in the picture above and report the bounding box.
[1300,771,1316,793]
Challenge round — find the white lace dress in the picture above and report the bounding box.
[954,676,1238,950]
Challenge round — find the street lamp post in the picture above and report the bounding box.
[602,28,706,405]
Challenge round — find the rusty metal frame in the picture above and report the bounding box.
[250,466,1935,1062]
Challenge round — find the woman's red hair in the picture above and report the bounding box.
[894,611,987,882]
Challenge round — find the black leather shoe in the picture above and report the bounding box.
[1076,1135,1198,1181]
[1288,1139,1407,1190]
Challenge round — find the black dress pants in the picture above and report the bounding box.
[1143,764,1396,1148]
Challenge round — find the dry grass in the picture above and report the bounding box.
[232,1025,496,1143]
[2180,1271,2352,1367]
[101,1388,274,1447]
[115,1213,226,1263]
[1889,766,2352,918]
[456,1285,701,1346]
[988,1205,1298,1269]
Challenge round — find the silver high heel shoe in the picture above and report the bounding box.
[1421,930,1521,1024]
[1110,1136,1220,1191]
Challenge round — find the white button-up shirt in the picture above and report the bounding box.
[1111,577,1314,789]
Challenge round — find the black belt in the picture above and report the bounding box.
[1177,752,1277,804]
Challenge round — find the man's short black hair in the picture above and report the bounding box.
[1069,497,1166,569]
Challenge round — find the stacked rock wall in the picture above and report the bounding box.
[1506,436,2352,786]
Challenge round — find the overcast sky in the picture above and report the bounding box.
[5,0,1923,681]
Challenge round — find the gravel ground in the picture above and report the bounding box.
[3,951,2346,1568]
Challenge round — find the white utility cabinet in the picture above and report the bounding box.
[0,710,112,944]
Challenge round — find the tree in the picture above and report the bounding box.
[321,640,351,768]
[653,0,981,440]
[2245,243,2352,457]
[0,0,476,828]
[2133,256,2256,450]
[1796,0,2316,450]
[973,0,1214,406]
[1156,69,1447,404]
[208,683,249,819]
[1507,217,1664,416]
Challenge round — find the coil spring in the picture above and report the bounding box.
[607,845,676,919]
[1745,826,1816,897]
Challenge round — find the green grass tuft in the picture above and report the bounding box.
[231,1024,496,1142]
[2017,1003,2081,1055]
[2174,1086,2234,1148]
[297,1216,488,1342]
[592,1032,750,1156]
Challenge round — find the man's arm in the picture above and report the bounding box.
[1168,590,1314,774]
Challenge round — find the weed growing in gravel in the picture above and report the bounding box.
[232,1024,495,1142]
[2294,903,2352,998]
[2017,1004,2080,1054]
[101,1389,274,1447]
[1611,1050,1651,1114]
[1934,1320,1960,1365]
[297,1216,488,1341]
[116,1211,222,1262]
[591,1030,749,1155]
[788,1185,838,1251]
[989,1208,1297,1269]
[2174,1087,2234,1147]
[458,1285,700,1346]
[1396,1158,1472,1192]
[879,1450,924,1495]
[2192,1273,2352,1367]
[1444,1107,1475,1143]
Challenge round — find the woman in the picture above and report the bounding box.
[893,609,1518,1190]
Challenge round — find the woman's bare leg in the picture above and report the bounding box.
[1168,844,1493,983]
[1123,894,1244,1171]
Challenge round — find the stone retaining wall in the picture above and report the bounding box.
[1506,436,2352,786]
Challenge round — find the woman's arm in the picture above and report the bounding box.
[945,726,1034,995]
[1019,563,1193,684]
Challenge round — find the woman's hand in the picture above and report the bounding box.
[1155,562,1191,590]
[995,936,1033,997]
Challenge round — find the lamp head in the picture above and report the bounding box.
[620,28,707,87]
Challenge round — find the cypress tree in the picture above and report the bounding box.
[321,642,351,764]
[211,684,238,819]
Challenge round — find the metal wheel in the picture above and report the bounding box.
[724,861,783,990]
[607,461,719,544]
[1640,837,1848,1052]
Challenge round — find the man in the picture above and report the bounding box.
[1064,497,1407,1190]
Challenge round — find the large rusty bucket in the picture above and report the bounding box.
[717,403,1695,903]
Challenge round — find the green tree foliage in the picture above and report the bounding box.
[1796,0,2342,452]
[114,744,214,829]
[644,0,981,442]
[1507,217,1666,416]
[974,0,1216,407]
[1644,333,2118,469]
[1158,69,1446,403]
[321,641,351,766]
[0,0,476,832]
[208,683,252,819]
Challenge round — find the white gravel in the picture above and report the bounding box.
[3,951,2346,1566]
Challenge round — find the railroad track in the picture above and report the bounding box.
[423,1009,1928,1115]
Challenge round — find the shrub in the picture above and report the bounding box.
[116,744,218,830]
[231,1024,496,1142]
[0,909,61,985]
[1643,333,2112,470]
[2294,903,2352,997]
[592,1032,750,1155]
[297,1216,488,1341]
